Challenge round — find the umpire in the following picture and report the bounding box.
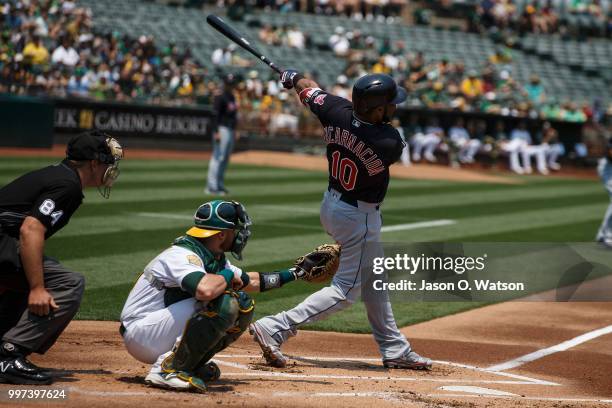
[206,73,238,196]
[0,130,123,385]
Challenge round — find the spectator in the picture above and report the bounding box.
[524,75,546,105]
[449,118,482,164]
[331,75,351,100]
[421,81,449,109]
[329,26,349,57]
[460,70,484,101]
[286,25,305,49]
[51,36,79,67]
[392,118,411,166]
[541,121,564,170]
[511,121,549,174]
[541,98,562,119]
[413,118,443,162]
[258,24,280,46]
[211,45,233,66]
[562,102,587,122]
[22,34,49,66]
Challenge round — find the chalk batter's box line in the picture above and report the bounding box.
[212,354,559,386]
[428,393,612,404]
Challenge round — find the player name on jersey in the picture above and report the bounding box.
[322,125,385,176]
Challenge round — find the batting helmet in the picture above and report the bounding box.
[352,74,407,116]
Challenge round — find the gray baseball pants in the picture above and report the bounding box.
[256,189,411,359]
[0,247,85,355]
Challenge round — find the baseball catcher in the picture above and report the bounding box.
[119,200,331,393]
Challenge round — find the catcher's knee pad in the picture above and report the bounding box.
[224,291,254,343]
[207,291,254,357]
[165,292,243,373]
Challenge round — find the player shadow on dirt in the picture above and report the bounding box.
[286,355,388,373]
[45,368,113,383]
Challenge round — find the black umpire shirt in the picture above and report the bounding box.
[213,90,238,131]
[300,87,404,203]
[0,160,83,240]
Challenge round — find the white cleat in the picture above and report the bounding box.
[144,371,206,393]
[249,322,288,368]
[383,351,433,370]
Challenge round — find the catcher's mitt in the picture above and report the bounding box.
[293,244,341,283]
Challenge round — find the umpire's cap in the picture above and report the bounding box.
[352,73,407,116]
[66,130,121,165]
[186,200,251,238]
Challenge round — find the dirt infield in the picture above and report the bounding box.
[0,145,519,183]
[1,301,610,408]
[2,144,598,183]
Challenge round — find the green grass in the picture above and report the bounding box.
[1,157,608,332]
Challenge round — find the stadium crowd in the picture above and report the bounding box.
[473,0,611,37]
[207,0,408,22]
[0,0,608,170]
[427,0,612,38]
[1,0,605,121]
[325,26,602,123]
[0,0,212,105]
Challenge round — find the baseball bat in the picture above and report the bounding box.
[206,14,283,74]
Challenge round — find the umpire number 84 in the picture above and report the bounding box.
[331,151,358,191]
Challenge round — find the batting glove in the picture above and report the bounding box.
[280,69,300,89]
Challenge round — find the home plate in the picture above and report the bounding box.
[438,386,519,396]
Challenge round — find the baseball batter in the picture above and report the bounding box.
[120,200,317,392]
[249,72,432,370]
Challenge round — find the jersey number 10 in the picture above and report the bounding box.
[331,150,358,191]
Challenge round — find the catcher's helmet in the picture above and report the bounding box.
[186,200,252,260]
[352,73,407,116]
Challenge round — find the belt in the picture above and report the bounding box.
[328,187,379,210]
[119,323,126,337]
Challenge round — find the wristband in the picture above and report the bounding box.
[292,73,304,88]
[218,268,234,286]
[259,273,281,292]
[259,269,296,292]
[240,271,250,288]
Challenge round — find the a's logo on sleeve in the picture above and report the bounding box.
[187,255,203,267]
[313,94,327,106]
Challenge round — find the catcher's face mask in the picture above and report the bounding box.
[98,137,124,199]
[229,201,252,260]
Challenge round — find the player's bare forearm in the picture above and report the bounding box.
[295,77,320,95]
[195,273,229,301]
[19,216,46,290]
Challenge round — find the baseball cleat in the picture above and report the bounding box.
[249,322,288,368]
[383,351,433,370]
[0,356,53,385]
[144,371,206,393]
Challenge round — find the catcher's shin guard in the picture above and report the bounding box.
[164,291,255,374]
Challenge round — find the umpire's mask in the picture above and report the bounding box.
[99,137,124,199]
[66,130,124,199]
